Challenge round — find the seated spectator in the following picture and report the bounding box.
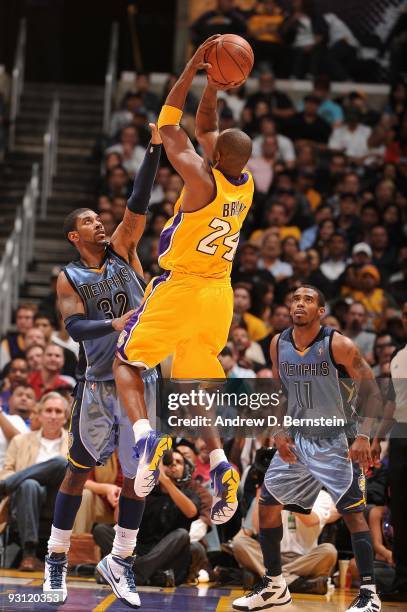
[351,242,373,267]
[343,301,376,362]
[0,358,29,413]
[190,0,246,49]
[295,169,321,211]
[252,115,296,168]
[312,75,344,127]
[369,225,398,278]
[259,304,291,364]
[93,450,200,586]
[24,327,47,351]
[217,84,247,123]
[28,343,74,400]
[219,345,256,379]
[232,243,275,288]
[232,487,338,594]
[99,165,132,201]
[329,109,372,163]
[320,232,349,282]
[0,392,68,570]
[106,126,146,178]
[286,95,331,147]
[258,231,293,281]
[247,0,285,74]
[233,285,269,342]
[132,72,160,117]
[247,135,276,194]
[110,92,145,138]
[250,203,302,243]
[336,193,362,246]
[350,266,388,332]
[314,152,347,197]
[281,0,328,79]
[299,204,333,250]
[6,384,36,424]
[0,303,37,371]
[0,392,29,468]
[26,345,45,374]
[231,326,266,369]
[372,333,397,377]
[245,70,295,130]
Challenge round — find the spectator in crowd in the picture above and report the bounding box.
[233,285,269,342]
[192,439,211,485]
[133,73,160,117]
[34,312,78,377]
[99,165,131,201]
[6,384,36,423]
[343,301,376,362]
[286,94,331,146]
[252,115,296,168]
[246,0,285,74]
[372,333,397,377]
[299,204,333,249]
[110,92,146,138]
[0,393,29,469]
[93,450,200,587]
[329,108,372,163]
[350,265,388,332]
[219,345,256,379]
[26,345,45,374]
[281,0,328,79]
[247,134,276,194]
[231,326,266,370]
[0,358,29,413]
[369,225,398,278]
[232,487,338,593]
[24,327,47,351]
[312,75,344,127]
[246,70,295,129]
[190,0,246,48]
[319,231,349,282]
[232,243,275,288]
[0,304,37,370]
[258,231,293,281]
[0,392,68,570]
[28,343,74,400]
[106,126,146,179]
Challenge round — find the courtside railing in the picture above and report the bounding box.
[8,18,27,151]
[0,164,39,335]
[103,22,119,135]
[41,94,59,219]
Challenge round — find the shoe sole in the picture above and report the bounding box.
[211,467,240,525]
[96,561,140,609]
[232,597,292,610]
[134,435,172,497]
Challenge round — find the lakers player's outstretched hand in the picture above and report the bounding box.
[112,309,136,332]
[348,436,372,473]
[149,123,161,145]
[274,431,296,464]
[188,35,220,73]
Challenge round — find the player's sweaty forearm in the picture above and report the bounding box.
[164,63,197,112]
[196,83,218,137]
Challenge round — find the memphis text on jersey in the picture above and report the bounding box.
[77,266,132,300]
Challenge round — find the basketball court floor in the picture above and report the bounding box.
[0,570,405,611]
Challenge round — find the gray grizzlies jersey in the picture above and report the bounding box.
[63,246,145,381]
[278,326,357,436]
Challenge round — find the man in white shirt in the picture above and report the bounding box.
[329,109,372,163]
[232,489,339,594]
[0,392,68,570]
[320,232,349,281]
[252,116,296,169]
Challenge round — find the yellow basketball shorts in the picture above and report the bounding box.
[116,270,233,378]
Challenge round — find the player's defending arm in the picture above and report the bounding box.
[331,333,383,471]
[110,123,162,274]
[57,273,134,341]
[270,335,296,464]
[157,37,221,211]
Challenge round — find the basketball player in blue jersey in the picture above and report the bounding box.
[42,125,166,608]
[233,285,382,612]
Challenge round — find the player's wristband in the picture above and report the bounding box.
[356,433,370,440]
[65,314,114,342]
[157,104,183,129]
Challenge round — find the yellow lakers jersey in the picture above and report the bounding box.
[158,168,254,278]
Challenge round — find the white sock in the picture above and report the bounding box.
[48,525,72,555]
[133,419,152,443]
[362,584,376,594]
[209,448,227,471]
[267,573,284,585]
[111,526,139,559]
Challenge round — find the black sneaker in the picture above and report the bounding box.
[290,576,328,595]
[346,588,381,611]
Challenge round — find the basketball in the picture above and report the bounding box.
[205,34,254,87]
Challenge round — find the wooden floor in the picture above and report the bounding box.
[0,570,405,611]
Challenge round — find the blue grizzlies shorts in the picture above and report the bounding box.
[261,431,366,515]
[68,369,158,479]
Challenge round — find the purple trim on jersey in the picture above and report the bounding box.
[158,210,183,258]
[222,171,249,186]
[116,270,170,361]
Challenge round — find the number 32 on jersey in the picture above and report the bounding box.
[196,218,240,262]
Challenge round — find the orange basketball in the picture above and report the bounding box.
[205,34,254,87]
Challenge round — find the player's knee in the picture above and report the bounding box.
[342,510,368,531]
[61,464,91,494]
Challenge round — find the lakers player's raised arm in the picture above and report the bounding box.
[56,272,85,320]
[331,332,375,380]
[195,82,219,163]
